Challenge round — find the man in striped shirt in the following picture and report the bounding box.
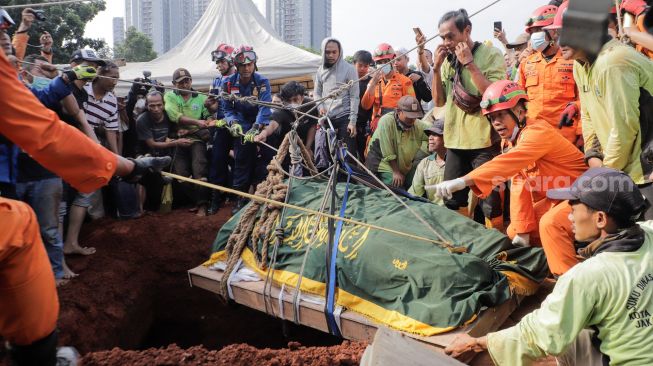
[84,63,120,154]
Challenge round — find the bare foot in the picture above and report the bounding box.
[56,278,70,287]
[64,244,96,256]
[62,262,78,279]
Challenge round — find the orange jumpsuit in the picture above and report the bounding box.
[636,15,653,60]
[466,121,588,276]
[518,50,581,144]
[0,51,116,345]
[361,72,415,132]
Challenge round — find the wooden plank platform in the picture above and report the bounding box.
[188,265,521,350]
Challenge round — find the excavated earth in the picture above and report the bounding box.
[2,205,555,365]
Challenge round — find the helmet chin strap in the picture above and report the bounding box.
[507,108,527,141]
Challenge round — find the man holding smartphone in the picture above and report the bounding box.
[430,8,506,229]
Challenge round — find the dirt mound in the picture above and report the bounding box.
[81,341,366,366]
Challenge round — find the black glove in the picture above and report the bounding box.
[122,156,172,183]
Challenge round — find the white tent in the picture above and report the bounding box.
[117,0,321,94]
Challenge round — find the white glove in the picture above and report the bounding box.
[430,178,466,200]
[512,233,531,247]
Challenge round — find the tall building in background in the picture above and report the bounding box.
[266,0,332,50]
[112,17,125,49]
[124,0,211,55]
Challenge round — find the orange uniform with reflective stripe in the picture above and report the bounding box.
[466,120,587,275]
[361,72,415,131]
[0,51,116,345]
[518,50,580,144]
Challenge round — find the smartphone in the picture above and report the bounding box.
[494,21,502,32]
[413,27,424,37]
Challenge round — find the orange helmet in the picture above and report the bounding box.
[373,43,395,62]
[544,1,568,30]
[620,0,648,16]
[525,5,559,33]
[480,80,529,116]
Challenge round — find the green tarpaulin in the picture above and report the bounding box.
[207,179,548,335]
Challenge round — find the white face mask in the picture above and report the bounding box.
[509,126,521,142]
[530,31,549,53]
[286,103,300,109]
[134,98,147,115]
[381,63,393,76]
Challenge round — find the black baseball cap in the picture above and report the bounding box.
[424,119,444,136]
[547,167,647,219]
[70,49,106,66]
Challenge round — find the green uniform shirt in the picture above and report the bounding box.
[366,113,429,175]
[164,91,209,141]
[574,39,653,184]
[441,43,505,150]
[408,154,446,205]
[488,221,653,365]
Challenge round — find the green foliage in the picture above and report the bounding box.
[344,55,354,64]
[113,26,157,62]
[5,0,107,63]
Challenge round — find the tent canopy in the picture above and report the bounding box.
[117,0,321,94]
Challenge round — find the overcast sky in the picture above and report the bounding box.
[86,0,543,59]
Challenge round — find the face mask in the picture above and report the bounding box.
[530,31,549,53]
[381,63,392,76]
[509,126,520,142]
[286,103,300,109]
[30,76,52,90]
[134,98,147,116]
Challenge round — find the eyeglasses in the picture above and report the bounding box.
[234,51,257,65]
[211,50,230,62]
[480,90,527,109]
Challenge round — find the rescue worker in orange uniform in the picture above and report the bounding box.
[433,80,588,276]
[518,4,582,145]
[0,49,169,365]
[361,43,415,133]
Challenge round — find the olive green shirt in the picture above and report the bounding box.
[408,154,446,205]
[441,43,505,150]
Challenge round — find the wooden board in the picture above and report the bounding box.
[188,265,521,350]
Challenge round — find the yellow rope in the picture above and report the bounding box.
[160,171,462,250]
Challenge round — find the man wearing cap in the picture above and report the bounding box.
[431,9,506,229]
[555,1,653,218]
[220,45,273,212]
[434,80,587,275]
[164,68,211,216]
[205,43,236,214]
[494,30,531,81]
[519,4,582,145]
[365,95,429,189]
[408,119,447,205]
[446,167,653,366]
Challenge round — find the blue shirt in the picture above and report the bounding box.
[210,74,228,120]
[30,76,73,109]
[221,72,272,130]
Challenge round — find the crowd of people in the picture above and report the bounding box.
[2,0,653,365]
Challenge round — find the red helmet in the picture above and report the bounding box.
[373,43,395,62]
[544,1,568,30]
[620,0,648,16]
[525,5,559,33]
[232,45,257,66]
[480,80,529,116]
[212,43,234,63]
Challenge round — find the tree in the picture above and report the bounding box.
[6,0,107,64]
[298,45,320,55]
[114,27,157,62]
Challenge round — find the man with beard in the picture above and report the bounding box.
[314,38,359,157]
